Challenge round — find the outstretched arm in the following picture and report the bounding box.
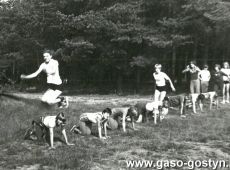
[61,127,74,146]
[103,121,110,138]
[122,112,127,132]
[164,74,176,91]
[131,116,138,131]
[182,66,189,73]
[49,128,55,149]
[97,119,105,139]
[21,64,43,79]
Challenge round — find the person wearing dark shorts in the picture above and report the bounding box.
[21,50,69,108]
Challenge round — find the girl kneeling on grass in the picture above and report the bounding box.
[70,108,112,139]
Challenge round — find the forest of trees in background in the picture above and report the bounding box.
[0,0,230,94]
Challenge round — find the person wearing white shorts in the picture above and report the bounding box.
[21,50,68,108]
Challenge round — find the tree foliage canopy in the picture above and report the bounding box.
[0,0,230,93]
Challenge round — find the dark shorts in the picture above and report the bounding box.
[155,85,167,92]
[47,83,63,91]
[223,81,230,84]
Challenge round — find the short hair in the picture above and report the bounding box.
[102,108,112,115]
[223,62,229,68]
[203,64,208,69]
[56,112,66,124]
[214,64,221,69]
[128,106,138,117]
[190,60,196,65]
[155,64,162,69]
[43,49,54,56]
[198,94,205,101]
[163,96,169,101]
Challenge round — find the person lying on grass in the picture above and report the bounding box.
[70,108,112,139]
[107,106,139,132]
[25,112,74,149]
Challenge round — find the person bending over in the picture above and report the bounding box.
[26,112,74,149]
[20,50,68,108]
[70,108,112,139]
[107,106,138,132]
[162,94,187,118]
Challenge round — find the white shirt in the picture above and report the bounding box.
[221,68,230,81]
[153,72,168,86]
[40,59,62,85]
[199,70,210,81]
[43,116,57,128]
[80,112,103,124]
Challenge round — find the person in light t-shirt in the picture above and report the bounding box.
[21,50,68,108]
[220,62,230,104]
[70,108,112,139]
[29,112,74,149]
[199,64,211,93]
[152,64,175,120]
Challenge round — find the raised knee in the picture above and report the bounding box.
[41,97,47,103]
[107,118,118,130]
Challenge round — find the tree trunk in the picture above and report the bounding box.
[12,61,15,79]
[136,67,141,94]
[193,37,198,59]
[172,46,176,82]
[117,72,123,95]
[203,35,209,65]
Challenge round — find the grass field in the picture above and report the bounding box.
[0,93,230,170]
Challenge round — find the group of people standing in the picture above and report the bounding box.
[152,60,230,107]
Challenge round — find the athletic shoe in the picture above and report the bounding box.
[58,96,69,108]
[221,100,226,104]
[226,100,230,104]
[126,116,131,121]
[180,115,186,118]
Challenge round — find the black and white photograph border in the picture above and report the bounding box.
[0,0,230,170]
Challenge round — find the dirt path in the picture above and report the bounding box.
[9,93,153,105]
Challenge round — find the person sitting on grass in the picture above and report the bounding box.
[107,106,139,133]
[70,108,112,139]
[25,112,74,149]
